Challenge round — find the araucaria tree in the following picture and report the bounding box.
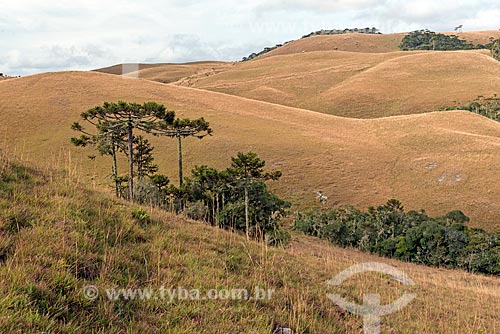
[71,117,127,197]
[227,152,282,240]
[157,117,212,186]
[133,135,158,179]
[71,101,174,201]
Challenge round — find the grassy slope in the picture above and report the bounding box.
[94,63,169,75]
[1,153,500,333]
[259,30,500,58]
[95,61,232,84]
[1,72,500,229]
[180,49,500,118]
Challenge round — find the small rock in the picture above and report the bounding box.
[426,162,438,170]
[274,326,292,334]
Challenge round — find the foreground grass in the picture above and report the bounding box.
[1,152,500,333]
[0,152,346,333]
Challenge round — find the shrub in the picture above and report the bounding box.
[131,208,150,224]
[183,200,208,221]
[265,228,291,247]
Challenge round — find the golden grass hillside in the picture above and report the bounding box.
[1,152,500,333]
[95,63,168,75]
[260,30,500,57]
[177,49,500,118]
[96,61,232,84]
[1,72,500,229]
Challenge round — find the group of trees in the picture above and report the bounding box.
[301,27,380,39]
[492,39,500,61]
[71,101,290,244]
[399,30,494,51]
[71,101,211,201]
[242,42,292,61]
[295,200,500,275]
[172,152,290,244]
[400,30,469,50]
[444,95,500,121]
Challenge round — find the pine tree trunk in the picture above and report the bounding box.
[212,195,215,226]
[111,139,119,198]
[127,120,134,201]
[177,133,183,187]
[216,192,219,227]
[244,184,249,241]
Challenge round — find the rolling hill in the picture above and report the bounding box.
[96,61,232,83]
[259,30,500,58]
[2,151,500,333]
[174,49,500,118]
[93,31,500,119]
[3,27,500,334]
[1,71,500,230]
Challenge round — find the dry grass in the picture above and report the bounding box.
[259,30,500,58]
[1,151,500,333]
[180,49,500,118]
[129,62,233,84]
[96,61,232,84]
[94,63,169,75]
[1,72,500,230]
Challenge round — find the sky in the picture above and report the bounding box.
[1,0,499,75]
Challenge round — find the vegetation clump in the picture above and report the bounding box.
[492,38,500,61]
[301,27,380,39]
[399,30,491,51]
[445,95,500,120]
[295,199,500,275]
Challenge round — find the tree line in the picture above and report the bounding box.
[492,39,500,61]
[71,101,290,244]
[442,95,500,121]
[295,200,500,275]
[300,27,380,39]
[399,30,496,51]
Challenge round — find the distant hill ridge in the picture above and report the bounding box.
[242,27,382,61]
[245,29,500,60]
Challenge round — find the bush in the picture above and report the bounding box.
[183,200,208,221]
[265,228,291,247]
[133,178,162,206]
[131,208,150,224]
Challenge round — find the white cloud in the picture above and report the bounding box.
[1,0,499,75]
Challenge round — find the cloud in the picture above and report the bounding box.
[3,44,113,75]
[1,0,499,75]
[254,0,381,14]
